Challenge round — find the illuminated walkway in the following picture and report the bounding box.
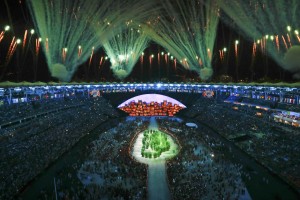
[148,160,170,200]
[132,117,178,200]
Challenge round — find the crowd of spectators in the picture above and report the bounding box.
[2,90,299,199]
[0,97,86,125]
[54,119,148,199]
[240,96,300,113]
[184,97,300,191]
[273,112,300,121]
[0,96,119,200]
[22,115,251,199]
[158,118,248,199]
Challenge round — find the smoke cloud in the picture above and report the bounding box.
[49,63,72,82]
[111,67,129,80]
[284,45,300,79]
[199,67,213,81]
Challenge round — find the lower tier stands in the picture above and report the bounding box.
[0,97,119,200]
[184,97,300,191]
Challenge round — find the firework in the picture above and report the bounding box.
[252,42,257,58]
[26,0,103,81]
[103,21,150,79]
[95,1,156,80]
[27,0,154,82]
[140,52,144,65]
[22,30,28,50]
[143,0,219,80]
[235,40,239,59]
[89,47,95,67]
[0,26,10,43]
[0,31,4,43]
[78,45,82,58]
[217,0,300,78]
[5,37,21,65]
[99,56,104,68]
[35,38,41,56]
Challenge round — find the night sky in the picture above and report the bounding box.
[0,0,294,83]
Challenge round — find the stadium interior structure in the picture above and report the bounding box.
[1,0,300,199]
[1,83,300,200]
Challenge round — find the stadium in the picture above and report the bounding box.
[1,0,300,200]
